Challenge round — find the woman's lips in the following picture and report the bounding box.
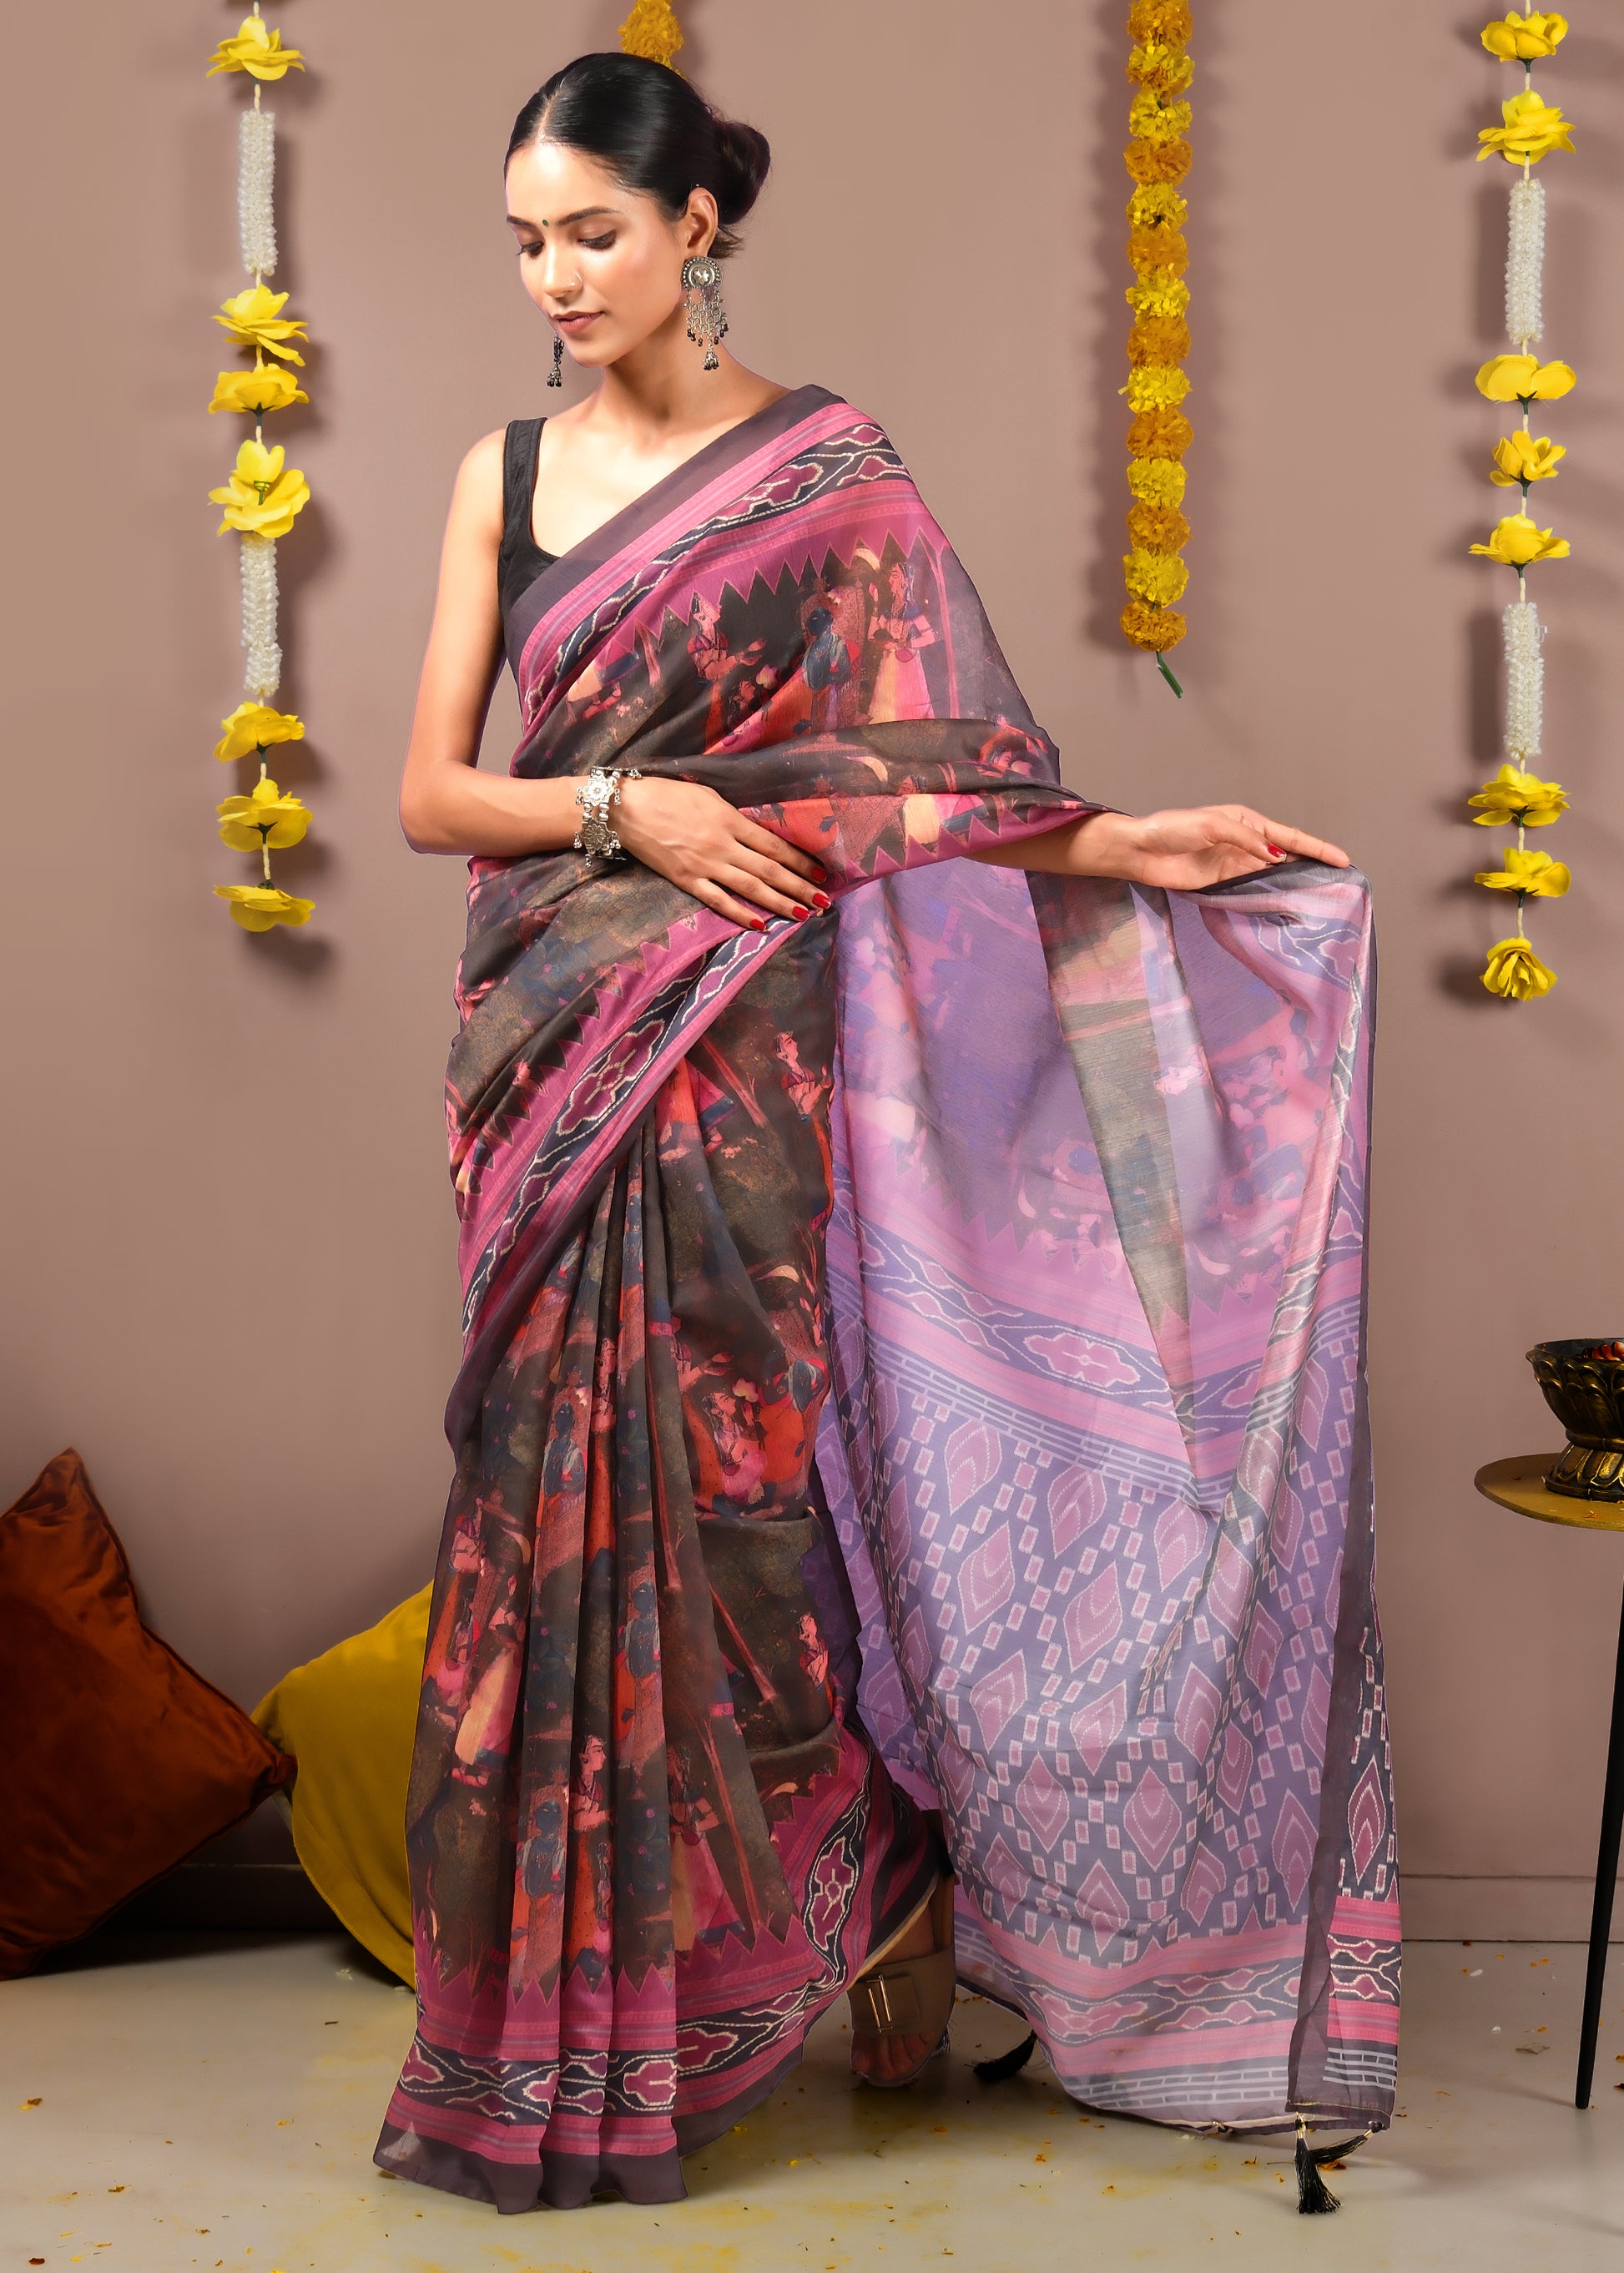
[555,311,603,330]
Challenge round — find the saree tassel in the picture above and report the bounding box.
[1293,2116,1373,2214]
[974,2030,1038,2083]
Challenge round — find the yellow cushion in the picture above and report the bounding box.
[253,1585,430,1987]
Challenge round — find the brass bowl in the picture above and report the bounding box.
[1527,1339,1624,1499]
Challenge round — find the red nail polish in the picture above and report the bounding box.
[811,891,831,910]
[1266,844,1287,859]
[748,915,766,931]
[791,903,809,920]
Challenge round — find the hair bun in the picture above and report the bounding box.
[711,115,770,225]
[507,57,770,260]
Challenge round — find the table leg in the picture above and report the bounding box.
[1576,1574,1624,2108]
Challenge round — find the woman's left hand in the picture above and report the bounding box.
[1108,805,1351,890]
[979,804,1351,890]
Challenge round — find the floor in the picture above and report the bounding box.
[4,1933,1623,2272]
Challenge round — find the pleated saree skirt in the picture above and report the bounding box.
[377,915,939,2210]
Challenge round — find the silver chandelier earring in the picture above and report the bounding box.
[547,331,563,389]
[681,256,728,371]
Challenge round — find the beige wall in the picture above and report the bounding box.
[6,0,1623,1934]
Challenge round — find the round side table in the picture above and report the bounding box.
[1475,1453,1624,2108]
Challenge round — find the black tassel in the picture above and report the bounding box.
[1294,2119,1371,2215]
[974,2030,1037,2084]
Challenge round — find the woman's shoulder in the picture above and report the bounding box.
[443,427,512,546]
[460,426,512,486]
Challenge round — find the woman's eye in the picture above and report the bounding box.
[517,242,542,259]
[580,234,616,251]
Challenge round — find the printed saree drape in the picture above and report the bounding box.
[377,386,1396,2213]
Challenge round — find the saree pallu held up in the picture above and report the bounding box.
[378,386,1395,2211]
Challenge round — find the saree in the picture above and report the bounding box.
[377,385,1396,2211]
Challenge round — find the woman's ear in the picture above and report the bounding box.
[683,188,719,256]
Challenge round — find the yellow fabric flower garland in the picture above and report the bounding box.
[1469,13,1574,1000]
[207,5,314,933]
[1121,0,1193,697]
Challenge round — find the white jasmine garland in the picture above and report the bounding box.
[240,532,282,699]
[1503,597,1544,764]
[1505,174,1544,349]
[239,105,277,279]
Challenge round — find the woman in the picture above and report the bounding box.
[379,51,1396,2215]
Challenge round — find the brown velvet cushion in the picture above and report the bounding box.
[0,1449,294,1977]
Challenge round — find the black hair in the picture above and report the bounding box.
[506,53,769,260]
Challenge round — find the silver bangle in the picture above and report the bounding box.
[572,765,642,861]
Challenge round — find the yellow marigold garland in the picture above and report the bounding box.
[1122,1,1193,693]
[618,0,684,68]
[1127,502,1191,552]
[1127,459,1186,507]
[1468,12,1575,1000]
[207,3,314,933]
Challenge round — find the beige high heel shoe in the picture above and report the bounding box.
[847,1875,956,2089]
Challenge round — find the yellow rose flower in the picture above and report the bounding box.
[214,701,305,763]
[214,284,308,366]
[206,15,305,78]
[1467,763,1570,828]
[1473,845,1571,896]
[1475,353,1576,402]
[209,364,308,416]
[1470,512,1569,567]
[1481,934,1556,1000]
[214,884,315,933]
[216,777,311,854]
[1480,11,1568,61]
[1127,456,1187,507]
[209,439,310,539]
[1124,547,1189,607]
[1121,365,1191,413]
[1477,91,1576,164]
[1490,431,1565,486]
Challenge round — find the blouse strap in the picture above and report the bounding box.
[501,416,546,560]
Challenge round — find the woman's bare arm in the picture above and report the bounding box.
[400,452,1342,904]
[971,805,1350,892]
[398,434,585,856]
[397,441,826,923]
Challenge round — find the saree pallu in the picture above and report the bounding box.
[378,386,1396,2212]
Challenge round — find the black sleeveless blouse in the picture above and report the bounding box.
[497,416,557,625]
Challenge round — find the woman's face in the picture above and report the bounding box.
[505,138,718,375]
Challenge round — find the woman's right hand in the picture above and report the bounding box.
[615,776,828,930]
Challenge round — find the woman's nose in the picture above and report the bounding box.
[542,247,582,298]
